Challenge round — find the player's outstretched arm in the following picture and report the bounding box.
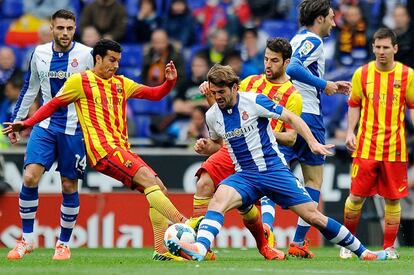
[279,108,334,156]
[2,97,68,138]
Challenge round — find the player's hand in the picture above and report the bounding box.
[165,61,177,81]
[335,81,351,96]
[199,81,210,96]
[7,132,21,144]
[324,81,338,96]
[2,121,26,136]
[194,138,209,154]
[345,132,357,152]
[309,142,335,156]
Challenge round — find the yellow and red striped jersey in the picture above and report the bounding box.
[239,74,302,132]
[349,61,414,162]
[56,70,148,166]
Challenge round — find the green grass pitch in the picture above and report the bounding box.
[1,247,414,275]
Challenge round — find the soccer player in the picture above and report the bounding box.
[284,0,351,257]
[193,38,302,253]
[340,27,414,260]
[6,10,94,261]
[166,64,388,262]
[3,39,200,262]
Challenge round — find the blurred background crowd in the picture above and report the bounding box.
[0,0,413,146]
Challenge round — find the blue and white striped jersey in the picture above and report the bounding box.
[12,42,93,135]
[290,29,325,115]
[206,92,287,173]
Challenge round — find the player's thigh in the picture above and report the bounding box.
[56,133,86,180]
[209,183,243,213]
[25,126,57,171]
[350,158,379,197]
[378,161,408,199]
[219,173,261,210]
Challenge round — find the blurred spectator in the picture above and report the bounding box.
[335,5,368,67]
[186,105,209,140]
[38,25,53,45]
[247,0,289,23]
[163,0,195,47]
[193,0,227,44]
[142,29,186,88]
[173,53,210,117]
[393,4,414,68]
[80,0,127,41]
[0,72,24,125]
[222,49,257,79]
[133,0,163,43]
[81,26,102,47]
[240,27,264,75]
[381,0,400,29]
[23,0,72,19]
[221,0,252,26]
[0,47,21,103]
[197,29,230,66]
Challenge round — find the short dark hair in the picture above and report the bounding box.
[299,0,331,27]
[207,63,239,88]
[92,39,122,63]
[373,27,398,46]
[51,9,76,22]
[266,38,292,61]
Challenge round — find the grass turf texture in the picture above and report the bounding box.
[1,247,413,275]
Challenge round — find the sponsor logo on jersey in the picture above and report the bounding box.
[224,125,255,139]
[299,40,315,57]
[242,111,249,120]
[39,71,73,80]
[71,58,79,68]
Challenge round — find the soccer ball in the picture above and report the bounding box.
[164,223,196,244]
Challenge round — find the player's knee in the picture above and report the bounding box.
[61,179,78,193]
[23,171,41,187]
[133,166,157,188]
[196,176,215,198]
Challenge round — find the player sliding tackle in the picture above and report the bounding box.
[166,64,389,261]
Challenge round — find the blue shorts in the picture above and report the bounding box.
[220,165,312,209]
[279,113,325,166]
[25,126,86,180]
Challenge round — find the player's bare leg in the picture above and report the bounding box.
[7,164,43,260]
[193,172,215,217]
[289,164,323,258]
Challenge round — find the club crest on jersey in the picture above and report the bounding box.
[273,92,282,102]
[299,40,314,57]
[116,83,123,93]
[242,111,249,120]
[71,58,79,68]
[124,160,133,168]
[393,80,401,88]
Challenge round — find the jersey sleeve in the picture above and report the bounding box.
[406,68,414,109]
[12,50,41,122]
[55,73,83,103]
[283,91,302,129]
[292,36,323,67]
[349,67,363,107]
[205,108,220,140]
[122,76,142,98]
[255,94,283,119]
